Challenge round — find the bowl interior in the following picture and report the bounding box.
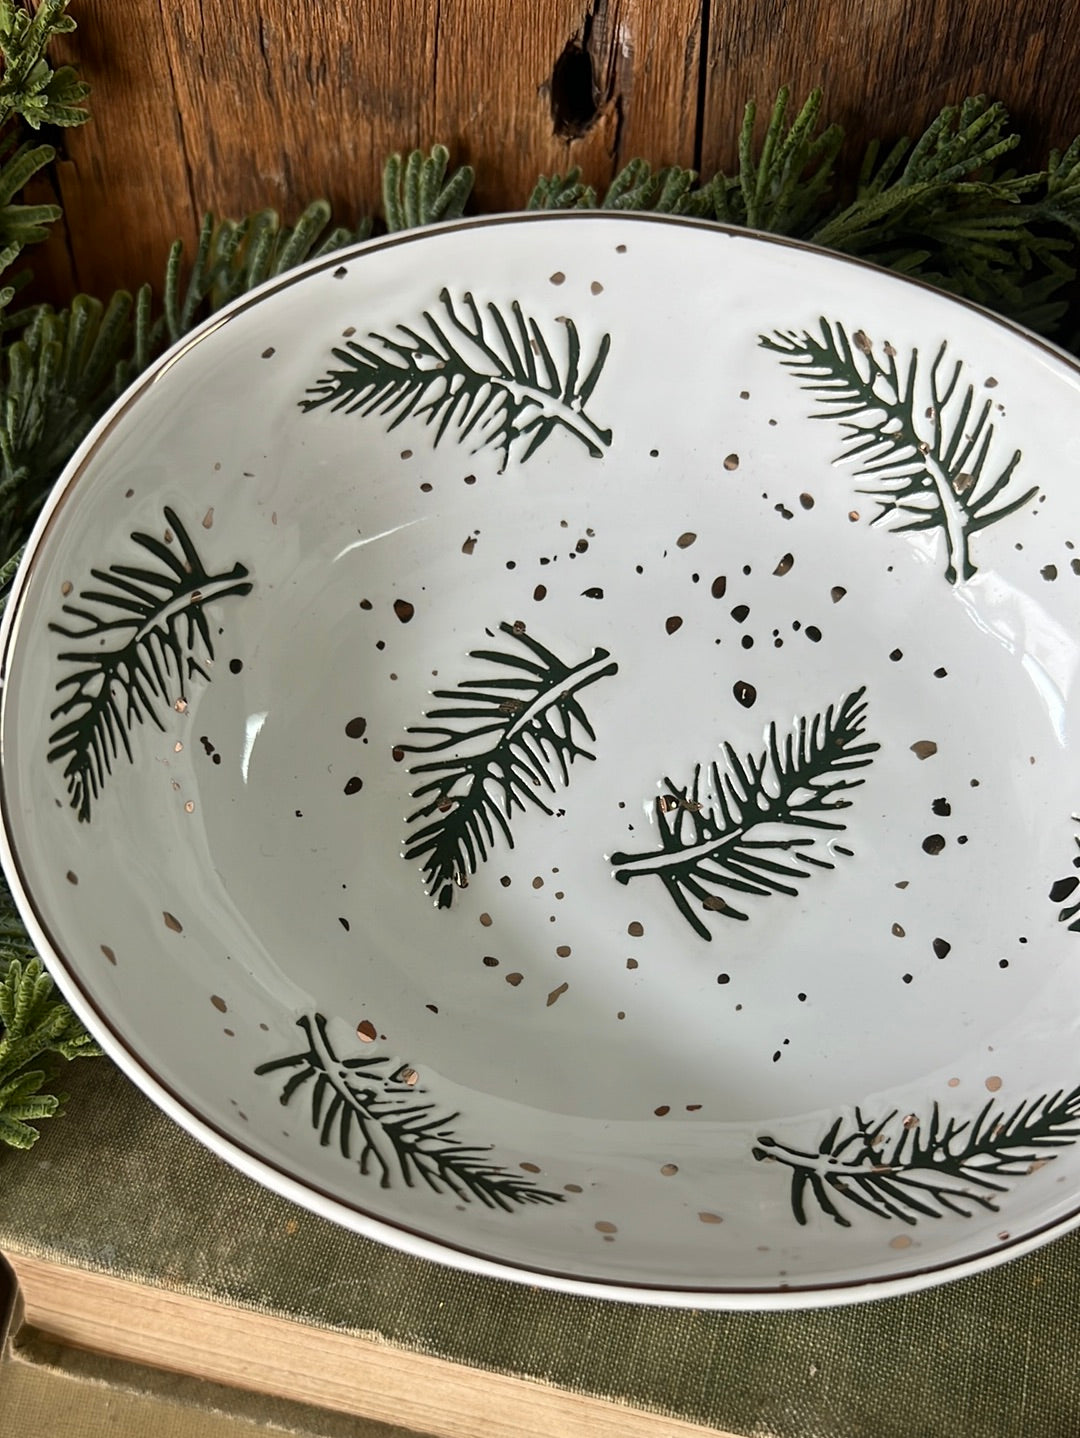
[5,215,1080,1305]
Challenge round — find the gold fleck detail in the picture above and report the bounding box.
[356,1019,377,1042]
[60,580,72,596]
[660,1163,678,1176]
[953,472,975,495]
[910,740,938,760]
[654,1105,670,1116]
[723,453,739,471]
[505,972,523,986]
[398,1067,419,1086]
[986,1075,1003,1092]
[890,1234,913,1250]
[947,1077,960,1087]
[550,271,565,285]
[773,552,794,576]
[284,1219,299,1235]
[564,1183,583,1193]
[628,921,644,937]
[479,912,493,927]
[66,870,78,885]
[848,510,860,522]
[101,944,117,965]
[698,1211,723,1224]
[211,995,227,1012]
[892,923,905,937]
[853,329,872,353]
[547,982,569,1006]
[202,507,214,528]
[184,800,195,813]
[590,280,603,294]
[555,944,571,957]
[462,536,476,554]
[271,511,278,525]
[163,911,182,933]
[702,895,727,911]
[174,698,188,713]
[174,741,183,753]
[594,1220,617,1234]
[626,957,638,969]
[676,532,697,548]
[520,1161,541,1173]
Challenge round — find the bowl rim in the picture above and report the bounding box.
[4,208,1080,1310]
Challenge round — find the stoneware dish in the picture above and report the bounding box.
[3,213,1080,1310]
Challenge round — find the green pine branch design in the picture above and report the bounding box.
[255,1012,564,1210]
[47,506,252,822]
[1049,823,1080,931]
[610,689,879,941]
[403,622,618,910]
[760,320,1039,583]
[300,288,612,472]
[754,1084,1080,1227]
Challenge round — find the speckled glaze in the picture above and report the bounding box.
[4,214,1080,1309]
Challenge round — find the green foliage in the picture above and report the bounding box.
[383,144,474,232]
[0,0,88,131]
[0,870,101,1150]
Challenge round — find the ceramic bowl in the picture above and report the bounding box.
[4,213,1080,1309]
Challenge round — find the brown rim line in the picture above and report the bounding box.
[4,212,1080,1309]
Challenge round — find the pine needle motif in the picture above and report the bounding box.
[760,319,1038,583]
[255,1012,564,1210]
[47,506,252,821]
[1049,824,1080,931]
[610,689,878,941]
[754,1085,1080,1227]
[403,622,617,909]
[301,288,612,472]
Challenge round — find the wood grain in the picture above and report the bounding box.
[7,1254,735,1438]
[38,0,703,300]
[699,0,1080,178]
[27,1,1080,304]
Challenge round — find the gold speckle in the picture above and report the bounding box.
[626,957,638,970]
[202,507,214,529]
[174,741,183,753]
[986,1075,1003,1092]
[174,698,188,713]
[654,1105,670,1116]
[660,1163,678,1176]
[590,280,603,294]
[910,740,938,760]
[184,800,195,813]
[546,982,569,1006]
[555,944,571,957]
[60,580,72,596]
[628,921,644,937]
[594,1220,617,1234]
[66,870,78,885]
[550,271,566,285]
[890,1234,913,1250]
[101,944,117,965]
[211,995,227,1012]
[947,1077,960,1087]
[284,1219,299,1235]
[723,453,739,471]
[676,532,697,548]
[853,328,872,353]
[532,876,544,889]
[479,912,493,927]
[271,511,278,525]
[357,1019,377,1042]
[616,1010,626,1019]
[698,1211,723,1224]
[848,510,860,522]
[163,911,182,933]
[462,536,476,555]
[520,1161,541,1173]
[564,1182,583,1193]
[892,923,905,937]
[398,1066,419,1086]
[223,1027,235,1037]
[505,972,524,986]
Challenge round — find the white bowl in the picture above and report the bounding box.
[4,213,1080,1309]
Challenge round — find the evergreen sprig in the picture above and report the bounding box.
[255,1012,563,1209]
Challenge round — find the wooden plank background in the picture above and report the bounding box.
[33,0,1080,302]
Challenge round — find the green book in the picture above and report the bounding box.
[1,1056,1079,1436]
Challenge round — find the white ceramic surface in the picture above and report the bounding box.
[4,213,1080,1309]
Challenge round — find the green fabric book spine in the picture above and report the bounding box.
[2,1057,1080,1437]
